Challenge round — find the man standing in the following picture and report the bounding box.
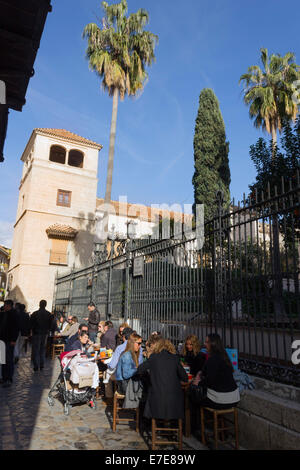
[30,300,52,372]
[84,302,100,343]
[0,300,19,387]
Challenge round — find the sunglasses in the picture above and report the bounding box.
[135,341,142,345]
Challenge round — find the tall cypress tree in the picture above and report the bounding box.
[192,88,231,222]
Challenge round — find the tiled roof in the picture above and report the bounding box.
[96,198,194,223]
[46,224,78,239]
[34,128,102,149]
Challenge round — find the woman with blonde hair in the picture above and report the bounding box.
[181,335,206,376]
[136,337,188,421]
[115,333,143,394]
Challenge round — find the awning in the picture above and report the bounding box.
[0,0,52,161]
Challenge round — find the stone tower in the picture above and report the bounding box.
[8,128,102,313]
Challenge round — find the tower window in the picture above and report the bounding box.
[57,189,72,207]
[49,145,66,164]
[68,149,84,168]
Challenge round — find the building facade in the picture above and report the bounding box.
[0,245,10,301]
[8,128,193,313]
[8,128,102,313]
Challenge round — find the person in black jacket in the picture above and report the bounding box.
[30,299,52,372]
[84,302,100,343]
[193,333,240,410]
[0,299,20,387]
[136,337,188,421]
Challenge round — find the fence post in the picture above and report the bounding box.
[124,240,131,320]
[107,239,115,320]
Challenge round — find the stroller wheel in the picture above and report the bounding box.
[47,396,54,407]
[64,403,70,416]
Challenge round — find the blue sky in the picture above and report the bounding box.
[1,0,300,246]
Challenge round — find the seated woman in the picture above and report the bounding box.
[181,335,206,376]
[115,322,130,347]
[57,313,68,332]
[193,333,240,410]
[136,337,188,421]
[70,331,94,355]
[115,333,143,394]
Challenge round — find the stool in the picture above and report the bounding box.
[200,407,239,450]
[51,343,64,359]
[151,418,182,451]
[112,391,139,432]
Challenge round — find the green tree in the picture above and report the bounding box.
[239,48,300,158]
[240,49,300,318]
[83,0,158,211]
[249,118,300,239]
[192,88,231,222]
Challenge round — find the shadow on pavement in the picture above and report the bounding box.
[0,346,57,450]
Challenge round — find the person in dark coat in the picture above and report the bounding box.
[101,321,117,351]
[30,299,52,372]
[0,299,20,386]
[136,337,188,420]
[84,302,100,343]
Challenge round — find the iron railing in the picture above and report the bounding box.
[53,171,300,386]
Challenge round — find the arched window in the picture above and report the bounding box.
[49,145,66,164]
[68,149,84,168]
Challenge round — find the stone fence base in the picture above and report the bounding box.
[238,376,300,449]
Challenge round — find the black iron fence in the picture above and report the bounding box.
[53,171,300,386]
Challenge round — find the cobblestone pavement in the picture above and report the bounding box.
[0,351,209,451]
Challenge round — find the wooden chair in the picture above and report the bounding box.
[112,390,139,432]
[51,343,64,359]
[151,418,183,451]
[200,407,239,450]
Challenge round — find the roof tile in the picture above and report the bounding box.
[35,128,102,149]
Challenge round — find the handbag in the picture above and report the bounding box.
[189,382,207,404]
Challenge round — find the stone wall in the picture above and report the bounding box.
[238,376,300,450]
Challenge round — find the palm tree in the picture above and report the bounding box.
[83,0,158,226]
[239,48,300,158]
[240,48,300,318]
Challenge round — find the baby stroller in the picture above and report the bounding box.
[47,350,99,415]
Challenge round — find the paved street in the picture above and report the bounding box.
[0,351,207,451]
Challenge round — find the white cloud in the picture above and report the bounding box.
[0,221,14,248]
